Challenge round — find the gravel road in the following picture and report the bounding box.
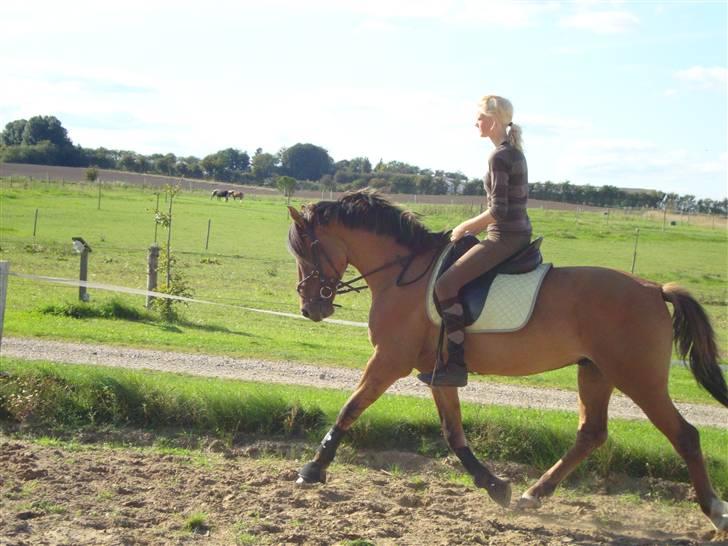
[2,337,726,429]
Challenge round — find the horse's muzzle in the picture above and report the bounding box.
[301,300,334,322]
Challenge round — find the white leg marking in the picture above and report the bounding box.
[709,498,728,531]
[515,492,542,510]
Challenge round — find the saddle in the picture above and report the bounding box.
[427,235,551,331]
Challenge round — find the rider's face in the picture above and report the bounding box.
[476,113,495,138]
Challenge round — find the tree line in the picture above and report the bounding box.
[1,115,725,214]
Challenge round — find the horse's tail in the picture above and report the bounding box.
[662,282,728,407]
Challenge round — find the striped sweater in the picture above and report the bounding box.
[484,142,532,235]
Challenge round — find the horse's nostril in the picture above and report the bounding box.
[301,308,309,318]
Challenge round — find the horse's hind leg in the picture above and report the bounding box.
[518,361,614,508]
[618,380,728,530]
[430,386,511,507]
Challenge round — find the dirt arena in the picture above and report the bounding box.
[2,434,727,545]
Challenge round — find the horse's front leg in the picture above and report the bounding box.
[430,386,512,507]
[297,347,407,484]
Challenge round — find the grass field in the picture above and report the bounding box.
[1,358,726,496]
[1,178,726,406]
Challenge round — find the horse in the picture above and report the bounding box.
[286,189,728,531]
[230,190,244,201]
[211,189,231,201]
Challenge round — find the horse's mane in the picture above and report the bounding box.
[288,189,449,262]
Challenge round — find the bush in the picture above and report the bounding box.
[39,298,149,321]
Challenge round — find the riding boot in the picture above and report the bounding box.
[418,296,468,387]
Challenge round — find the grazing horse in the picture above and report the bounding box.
[211,189,231,201]
[231,190,244,201]
[286,190,728,531]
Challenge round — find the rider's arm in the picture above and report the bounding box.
[451,209,496,240]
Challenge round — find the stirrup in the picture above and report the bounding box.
[418,343,468,387]
[417,364,468,387]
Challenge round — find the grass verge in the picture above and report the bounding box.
[1,358,726,496]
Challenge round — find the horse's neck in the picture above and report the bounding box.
[336,228,435,296]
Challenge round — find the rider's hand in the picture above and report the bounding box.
[450,223,471,242]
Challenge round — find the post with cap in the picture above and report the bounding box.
[72,237,92,302]
[0,261,9,351]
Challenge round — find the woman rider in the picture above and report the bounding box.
[419,95,532,387]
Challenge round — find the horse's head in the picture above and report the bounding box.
[287,205,347,322]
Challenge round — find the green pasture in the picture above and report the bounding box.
[1,358,726,496]
[0,178,726,406]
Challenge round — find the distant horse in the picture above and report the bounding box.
[230,190,244,201]
[286,190,728,531]
[211,189,231,201]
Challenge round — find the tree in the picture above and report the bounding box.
[390,174,416,194]
[348,156,372,174]
[280,143,333,181]
[0,116,82,166]
[276,175,297,204]
[1,119,28,146]
[155,153,177,176]
[22,115,73,148]
[201,148,250,181]
[85,167,98,182]
[462,179,485,195]
[251,151,278,180]
[320,174,336,193]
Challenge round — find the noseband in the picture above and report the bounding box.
[295,223,442,305]
[296,225,344,304]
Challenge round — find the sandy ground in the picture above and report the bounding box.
[2,337,727,429]
[1,434,728,546]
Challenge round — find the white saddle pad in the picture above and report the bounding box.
[425,245,552,333]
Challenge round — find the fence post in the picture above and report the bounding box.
[205,219,212,250]
[72,237,92,302]
[146,244,160,308]
[0,261,9,351]
[79,249,90,302]
[33,208,39,239]
[630,228,640,274]
[153,192,160,243]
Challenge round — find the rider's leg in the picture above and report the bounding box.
[419,231,531,387]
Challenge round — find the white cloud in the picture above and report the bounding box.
[453,1,561,28]
[267,0,560,28]
[560,9,639,34]
[674,66,727,91]
[544,137,727,198]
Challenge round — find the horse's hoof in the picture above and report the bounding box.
[515,493,542,511]
[297,461,327,484]
[475,474,511,508]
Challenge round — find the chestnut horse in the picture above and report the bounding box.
[286,190,728,530]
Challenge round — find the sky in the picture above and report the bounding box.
[1,0,726,199]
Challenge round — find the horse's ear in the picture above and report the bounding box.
[288,206,306,228]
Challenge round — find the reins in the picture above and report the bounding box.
[336,249,441,295]
[296,223,444,302]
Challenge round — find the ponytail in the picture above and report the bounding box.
[507,123,524,152]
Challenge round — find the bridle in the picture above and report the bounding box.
[295,223,442,306]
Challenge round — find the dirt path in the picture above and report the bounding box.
[1,435,727,545]
[3,337,727,429]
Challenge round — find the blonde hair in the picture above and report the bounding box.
[479,95,523,151]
